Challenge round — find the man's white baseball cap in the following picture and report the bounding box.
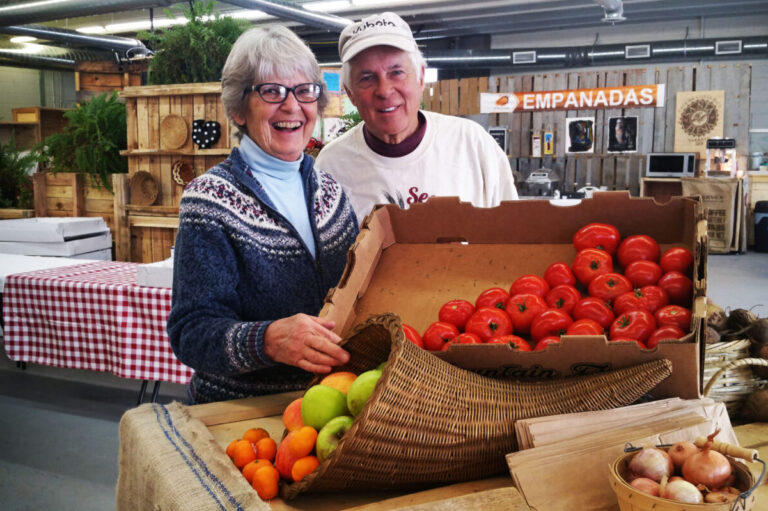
[338,12,419,63]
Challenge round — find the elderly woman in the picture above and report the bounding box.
[167,25,359,404]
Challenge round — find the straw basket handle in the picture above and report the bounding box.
[693,437,759,462]
[703,357,768,397]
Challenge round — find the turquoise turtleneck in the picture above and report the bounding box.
[238,135,316,257]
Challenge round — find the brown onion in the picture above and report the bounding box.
[630,477,660,496]
[668,441,699,469]
[629,448,674,482]
[682,432,732,488]
[662,479,704,503]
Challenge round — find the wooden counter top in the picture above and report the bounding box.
[187,393,766,510]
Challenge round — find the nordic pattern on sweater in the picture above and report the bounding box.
[167,149,359,404]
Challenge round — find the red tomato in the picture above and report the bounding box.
[660,247,694,275]
[609,309,656,343]
[545,284,582,315]
[509,275,550,299]
[657,271,693,306]
[623,260,663,288]
[543,262,577,288]
[572,297,615,328]
[646,325,686,349]
[465,307,514,342]
[617,234,660,268]
[565,318,604,335]
[475,287,510,311]
[438,299,475,330]
[638,285,670,313]
[506,293,548,334]
[442,332,483,350]
[402,324,424,349]
[530,309,574,341]
[613,286,669,315]
[654,305,692,332]
[573,223,621,255]
[486,334,532,351]
[422,321,459,351]
[572,248,614,286]
[588,272,633,303]
[534,336,562,351]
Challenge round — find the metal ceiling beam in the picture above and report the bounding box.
[223,0,352,32]
[0,0,175,27]
[1,25,148,54]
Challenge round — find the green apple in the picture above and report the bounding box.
[346,369,382,417]
[301,384,349,430]
[376,361,387,371]
[316,415,354,462]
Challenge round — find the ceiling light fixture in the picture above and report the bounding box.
[305,1,351,11]
[595,0,626,23]
[0,0,68,13]
[10,36,38,43]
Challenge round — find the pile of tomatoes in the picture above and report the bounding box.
[403,223,696,352]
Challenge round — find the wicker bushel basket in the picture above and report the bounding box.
[609,443,763,511]
[280,313,674,500]
[704,340,768,417]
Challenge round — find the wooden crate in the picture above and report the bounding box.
[116,83,235,262]
[0,208,34,219]
[75,60,147,103]
[0,107,70,150]
[32,172,115,235]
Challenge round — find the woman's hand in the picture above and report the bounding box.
[263,314,350,373]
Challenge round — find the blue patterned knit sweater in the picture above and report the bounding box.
[167,148,359,404]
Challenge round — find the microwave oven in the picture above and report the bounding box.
[645,153,698,178]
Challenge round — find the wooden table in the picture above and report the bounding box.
[189,393,530,511]
[118,392,766,511]
[187,393,768,510]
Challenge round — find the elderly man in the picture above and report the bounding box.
[316,12,518,221]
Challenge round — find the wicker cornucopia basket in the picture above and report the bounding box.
[280,313,674,500]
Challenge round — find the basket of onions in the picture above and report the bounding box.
[609,430,766,510]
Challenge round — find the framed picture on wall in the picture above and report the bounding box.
[565,117,595,154]
[488,127,507,153]
[607,116,638,153]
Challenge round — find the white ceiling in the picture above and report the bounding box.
[1,0,767,68]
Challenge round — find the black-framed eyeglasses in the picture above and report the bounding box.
[243,82,323,103]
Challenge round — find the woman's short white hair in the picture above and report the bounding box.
[341,47,426,91]
[221,25,328,139]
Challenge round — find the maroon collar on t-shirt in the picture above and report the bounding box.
[363,111,426,157]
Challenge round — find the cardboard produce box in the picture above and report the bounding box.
[321,192,708,400]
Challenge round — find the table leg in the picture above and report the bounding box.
[151,381,161,403]
[137,380,148,406]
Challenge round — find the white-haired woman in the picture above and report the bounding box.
[168,25,359,404]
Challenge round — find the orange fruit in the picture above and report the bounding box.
[252,465,280,500]
[232,439,257,468]
[288,426,318,458]
[291,455,320,482]
[242,427,269,445]
[241,459,272,484]
[225,439,239,460]
[255,437,277,462]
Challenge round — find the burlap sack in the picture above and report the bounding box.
[117,402,268,511]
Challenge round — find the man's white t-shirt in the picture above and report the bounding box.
[316,110,518,221]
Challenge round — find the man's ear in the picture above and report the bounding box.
[344,85,358,107]
[418,64,426,91]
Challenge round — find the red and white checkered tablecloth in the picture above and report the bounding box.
[2,261,194,384]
